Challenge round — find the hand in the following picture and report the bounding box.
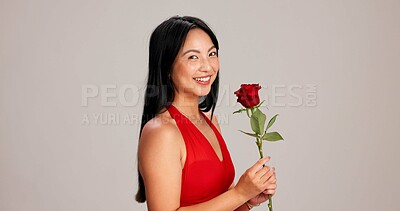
[262,166,276,196]
[247,166,277,206]
[234,156,275,200]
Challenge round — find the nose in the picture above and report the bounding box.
[200,58,213,73]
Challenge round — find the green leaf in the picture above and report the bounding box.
[266,114,279,131]
[262,132,284,142]
[245,108,250,118]
[250,115,260,134]
[233,108,246,114]
[238,130,259,138]
[252,108,266,135]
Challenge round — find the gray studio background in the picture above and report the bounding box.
[1,0,399,210]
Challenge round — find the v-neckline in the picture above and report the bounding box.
[171,105,224,163]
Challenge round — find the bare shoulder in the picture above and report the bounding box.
[138,111,183,165]
[140,111,178,138]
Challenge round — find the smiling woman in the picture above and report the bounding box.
[136,16,277,211]
[171,28,219,98]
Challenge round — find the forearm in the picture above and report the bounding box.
[176,188,248,211]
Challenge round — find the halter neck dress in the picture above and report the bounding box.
[166,105,235,207]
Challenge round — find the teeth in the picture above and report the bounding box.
[194,76,211,82]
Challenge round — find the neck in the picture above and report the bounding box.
[171,95,201,120]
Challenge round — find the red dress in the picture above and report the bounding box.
[167,105,235,207]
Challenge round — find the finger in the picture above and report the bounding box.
[249,156,270,174]
[263,184,277,194]
[261,167,275,181]
[255,168,274,187]
[269,178,277,184]
[267,170,276,183]
[263,183,277,191]
[255,165,270,177]
[263,189,276,196]
[263,179,277,194]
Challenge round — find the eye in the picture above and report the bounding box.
[209,51,218,57]
[188,55,198,60]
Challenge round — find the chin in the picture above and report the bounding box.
[196,87,212,97]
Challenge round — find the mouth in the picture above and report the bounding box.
[193,76,211,83]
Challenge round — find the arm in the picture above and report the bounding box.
[229,182,251,211]
[138,120,182,211]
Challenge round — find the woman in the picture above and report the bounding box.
[136,16,277,210]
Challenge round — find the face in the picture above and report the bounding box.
[171,28,219,99]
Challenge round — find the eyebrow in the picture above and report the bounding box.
[182,46,216,56]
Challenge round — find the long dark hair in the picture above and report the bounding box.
[135,16,220,202]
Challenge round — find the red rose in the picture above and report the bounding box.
[234,84,262,108]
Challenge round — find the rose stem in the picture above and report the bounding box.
[256,137,273,211]
[251,109,274,211]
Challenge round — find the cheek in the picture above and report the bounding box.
[187,62,201,71]
[210,62,219,83]
[173,62,193,77]
[211,59,220,72]
[171,63,197,87]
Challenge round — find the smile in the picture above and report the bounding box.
[193,76,211,82]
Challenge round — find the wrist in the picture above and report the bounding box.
[231,187,249,205]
